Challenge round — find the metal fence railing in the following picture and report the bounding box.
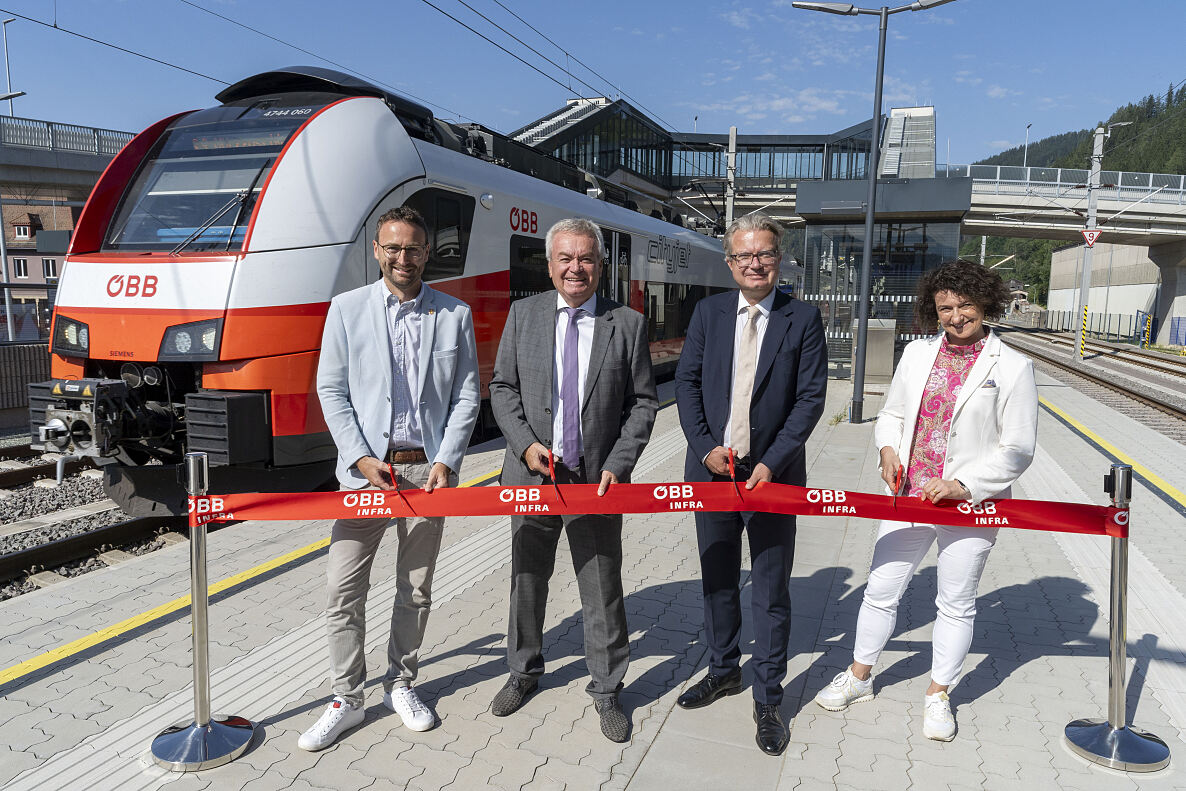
[0,115,134,157]
[1019,309,1152,345]
[940,164,1186,206]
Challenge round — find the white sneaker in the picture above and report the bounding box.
[814,669,875,711]
[384,686,436,732]
[923,691,956,741]
[297,697,364,751]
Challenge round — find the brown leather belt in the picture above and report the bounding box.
[385,448,428,464]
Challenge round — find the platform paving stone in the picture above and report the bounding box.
[5,380,1186,788]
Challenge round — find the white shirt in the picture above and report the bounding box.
[551,292,597,465]
[722,288,775,450]
[385,287,424,450]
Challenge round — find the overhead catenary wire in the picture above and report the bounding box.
[0,7,228,84]
[175,0,477,124]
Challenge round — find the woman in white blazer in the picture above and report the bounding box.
[814,261,1037,741]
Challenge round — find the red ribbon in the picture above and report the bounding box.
[187,480,1127,538]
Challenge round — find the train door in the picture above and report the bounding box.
[598,229,631,305]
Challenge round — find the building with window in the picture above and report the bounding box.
[0,116,134,342]
[514,98,969,367]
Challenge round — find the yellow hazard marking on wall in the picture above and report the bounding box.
[1040,396,1186,509]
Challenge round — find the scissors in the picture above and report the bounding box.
[546,449,565,503]
[728,447,741,498]
[387,460,411,509]
[891,464,905,508]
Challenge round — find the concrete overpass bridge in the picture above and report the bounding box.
[713,165,1186,248]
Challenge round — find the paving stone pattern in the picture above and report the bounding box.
[2,380,1186,789]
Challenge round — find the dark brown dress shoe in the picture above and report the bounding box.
[754,702,789,756]
[676,669,743,709]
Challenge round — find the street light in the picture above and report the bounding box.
[792,0,958,423]
[1022,122,1032,169]
[2,19,15,117]
[1073,120,1132,359]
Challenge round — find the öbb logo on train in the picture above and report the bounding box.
[956,500,1009,525]
[343,491,393,516]
[508,207,538,234]
[807,489,855,514]
[499,487,549,513]
[653,484,703,511]
[106,274,159,298]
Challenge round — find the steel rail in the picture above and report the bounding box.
[0,515,184,582]
[1000,335,1186,422]
[0,457,91,488]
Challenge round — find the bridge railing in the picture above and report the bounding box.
[942,164,1186,205]
[0,115,134,156]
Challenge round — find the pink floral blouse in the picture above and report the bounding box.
[904,334,987,496]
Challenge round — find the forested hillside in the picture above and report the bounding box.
[961,81,1186,306]
[975,129,1089,168]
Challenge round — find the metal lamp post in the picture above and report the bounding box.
[791,0,958,423]
[1022,122,1032,169]
[1073,121,1130,360]
[2,19,15,117]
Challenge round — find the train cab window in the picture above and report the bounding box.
[103,92,343,252]
[509,234,551,302]
[403,188,475,281]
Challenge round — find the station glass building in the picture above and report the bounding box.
[512,99,969,367]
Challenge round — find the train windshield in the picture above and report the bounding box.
[103,92,341,252]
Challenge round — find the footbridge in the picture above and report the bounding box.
[722,165,1186,247]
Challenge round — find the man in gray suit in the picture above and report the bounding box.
[488,217,657,742]
[300,206,480,751]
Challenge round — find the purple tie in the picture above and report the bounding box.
[560,307,583,466]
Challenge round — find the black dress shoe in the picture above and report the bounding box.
[490,675,538,717]
[595,696,631,742]
[754,702,789,756]
[677,669,743,709]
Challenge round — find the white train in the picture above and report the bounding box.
[30,66,731,514]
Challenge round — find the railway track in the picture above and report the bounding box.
[1015,329,1186,378]
[0,443,37,462]
[998,331,1186,443]
[0,514,186,584]
[0,456,94,489]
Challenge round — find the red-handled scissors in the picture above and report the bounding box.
[728,447,741,498]
[388,461,411,508]
[547,449,565,503]
[892,464,905,508]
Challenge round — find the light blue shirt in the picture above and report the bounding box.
[385,287,424,450]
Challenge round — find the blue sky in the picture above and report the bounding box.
[1,0,1183,165]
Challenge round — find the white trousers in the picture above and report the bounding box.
[853,520,998,686]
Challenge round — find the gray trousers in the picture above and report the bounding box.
[325,461,453,706]
[506,462,630,701]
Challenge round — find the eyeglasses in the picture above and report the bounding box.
[379,244,428,259]
[727,250,779,267]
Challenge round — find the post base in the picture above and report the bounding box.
[151,715,256,772]
[1064,719,1170,773]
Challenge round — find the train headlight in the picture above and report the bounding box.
[52,316,90,356]
[159,318,222,361]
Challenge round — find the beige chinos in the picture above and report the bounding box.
[325,461,456,707]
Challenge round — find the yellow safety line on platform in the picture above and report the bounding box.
[0,467,503,687]
[1040,396,1186,509]
[0,396,683,686]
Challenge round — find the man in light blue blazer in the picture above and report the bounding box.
[300,206,480,751]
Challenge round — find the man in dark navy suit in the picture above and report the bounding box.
[674,212,827,756]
